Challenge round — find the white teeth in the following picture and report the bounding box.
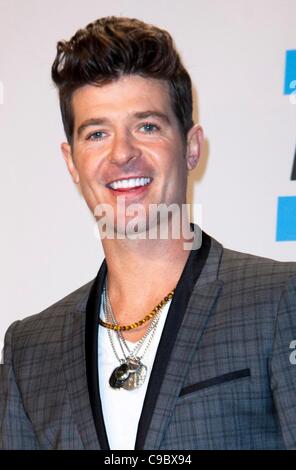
[109,177,151,190]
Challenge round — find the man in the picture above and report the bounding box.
[1,16,296,450]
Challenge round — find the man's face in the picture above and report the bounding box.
[62,75,202,235]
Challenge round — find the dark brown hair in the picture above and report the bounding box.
[51,16,193,145]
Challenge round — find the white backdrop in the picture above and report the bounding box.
[0,0,295,345]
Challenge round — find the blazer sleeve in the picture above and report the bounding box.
[0,321,39,449]
[270,273,296,449]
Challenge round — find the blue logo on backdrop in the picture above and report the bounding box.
[276,196,296,241]
[276,50,296,242]
[283,50,296,96]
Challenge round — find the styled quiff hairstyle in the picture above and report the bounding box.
[51,16,193,146]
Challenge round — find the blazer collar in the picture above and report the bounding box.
[85,260,109,450]
[61,283,102,449]
[136,231,224,449]
[83,229,224,450]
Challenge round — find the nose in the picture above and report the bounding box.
[108,130,141,166]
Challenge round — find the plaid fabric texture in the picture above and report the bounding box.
[1,237,296,449]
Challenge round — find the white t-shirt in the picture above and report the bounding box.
[98,297,171,450]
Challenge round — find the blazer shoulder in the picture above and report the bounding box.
[219,244,296,290]
[9,278,95,342]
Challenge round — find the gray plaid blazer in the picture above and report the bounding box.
[1,233,296,450]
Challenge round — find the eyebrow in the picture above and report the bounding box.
[76,111,171,137]
[77,118,109,138]
[133,111,171,124]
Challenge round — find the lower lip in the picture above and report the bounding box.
[107,183,151,197]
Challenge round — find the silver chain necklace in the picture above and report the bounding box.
[105,286,161,360]
[102,282,163,390]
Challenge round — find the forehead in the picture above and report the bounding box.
[71,75,175,123]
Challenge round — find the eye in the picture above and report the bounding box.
[86,130,107,141]
[139,122,160,134]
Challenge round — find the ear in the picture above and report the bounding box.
[185,124,204,171]
[61,142,80,184]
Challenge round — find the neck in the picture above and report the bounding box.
[101,225,193,303]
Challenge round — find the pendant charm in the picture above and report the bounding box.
[122,359,147,390]
[109,362,130,389]
[109,358,147,390]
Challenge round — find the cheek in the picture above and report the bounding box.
[75,155,100,182]
[163,146,187,177]
[155,140,183,165]
[74,145,99,173]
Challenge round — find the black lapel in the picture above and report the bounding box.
[85,260,110,450]
[135,231,212,449]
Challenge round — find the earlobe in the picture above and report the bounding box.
[61,142,80,184]
[186,125,204,171]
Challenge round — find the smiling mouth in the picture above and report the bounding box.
[106,177,152,190]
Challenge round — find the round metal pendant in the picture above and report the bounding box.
[109,359,147,390]
[109,363,130,389]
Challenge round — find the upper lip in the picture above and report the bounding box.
[105,176,153,187]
